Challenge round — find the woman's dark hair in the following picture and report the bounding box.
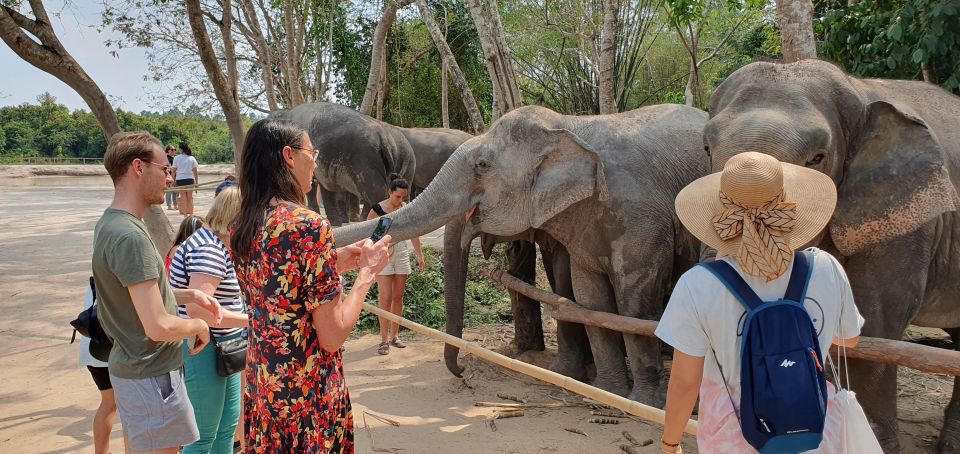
[171,215,204,253]
[231,118,306,265]
[179,142,193,156]
[388,172,409,192]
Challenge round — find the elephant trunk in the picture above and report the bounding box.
[332,151,474,246]
[443,218,469,377]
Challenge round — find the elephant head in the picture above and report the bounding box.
[704,60,959,256]
[334,106,609,248]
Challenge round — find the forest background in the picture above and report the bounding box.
[1,0,957,163]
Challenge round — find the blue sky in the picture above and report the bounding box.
[0,0,157,112]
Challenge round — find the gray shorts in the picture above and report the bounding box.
[110,368,199,451]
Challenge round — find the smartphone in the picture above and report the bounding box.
[370,217,393,242]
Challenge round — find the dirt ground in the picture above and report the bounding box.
[0,170,952,453]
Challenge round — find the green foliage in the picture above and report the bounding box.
[0,94,240,162]
[333,0,492,129]
[819,0,960,94]
[343,245,512,333]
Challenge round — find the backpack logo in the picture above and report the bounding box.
[780,359,796,368]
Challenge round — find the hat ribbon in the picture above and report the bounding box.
[712,191,797,281]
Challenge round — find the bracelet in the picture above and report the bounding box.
[661,438,681,454]
[661,439,680,448]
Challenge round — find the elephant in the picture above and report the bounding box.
[702,59,960,453]
[395,127,473,197]
[334,104,708,404]
[271,102,416,225]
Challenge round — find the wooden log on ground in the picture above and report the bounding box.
[362,302,699,436]
[481,268,960,377]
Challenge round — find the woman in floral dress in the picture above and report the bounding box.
[231,118,390,453]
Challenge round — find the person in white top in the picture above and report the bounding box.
[657,152,865,453]
[173,142,200,215]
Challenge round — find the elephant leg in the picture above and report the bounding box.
[306,178,321,212]
[541,241,591,381]
[614,252,670,407]
[508,240,544,352]
[571,264,629,397]
[340,192,361,222]
[319,186,346,226]
[838,229,934,454]
[442,219,470,377]
[939,328,960,453]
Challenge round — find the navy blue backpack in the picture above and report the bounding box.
[699,250,828,454]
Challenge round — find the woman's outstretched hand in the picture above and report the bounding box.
[358,235,391,275]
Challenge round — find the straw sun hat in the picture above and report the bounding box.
[675,152,837,281]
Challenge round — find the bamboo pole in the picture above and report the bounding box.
[481,268,960,377]
[361,302,698,436]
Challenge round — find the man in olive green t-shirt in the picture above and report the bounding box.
[92,132,222,454]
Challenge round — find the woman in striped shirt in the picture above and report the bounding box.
[169,186,247,454]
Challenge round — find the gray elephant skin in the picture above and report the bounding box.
[704,60,960,453]
[335,104,708,404]
[272,102,471,224]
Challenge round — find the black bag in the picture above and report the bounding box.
[212,332,248,377]
[70,277,111,344]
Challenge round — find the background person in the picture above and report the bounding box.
[166,215,204,275]
[231,118,389,452]
[169,186,247,454]
[366,174,425,355]
[173,142,199,216]
[79,281,121,454]
[93,131,223,454]
[657,152,865,453]
[165,145,178,210]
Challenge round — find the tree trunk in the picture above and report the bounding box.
[414,0,486,133]
[775,0,817,63]
[376,46,387,120]
[282,0,306,106]
[598,0,619,114]
[185,0,246,163]
[465,0,522,116]
[441,6,450,129]
[359,0,412,115]
[238,0,279,111]
[0,1,174,253]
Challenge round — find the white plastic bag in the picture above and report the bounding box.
[828,300,882,454]
[833,388,883,453]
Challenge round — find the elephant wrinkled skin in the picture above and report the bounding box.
[335,104,708,405]
[704,60,960,453]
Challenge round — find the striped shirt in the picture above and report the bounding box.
[169,227,244,338]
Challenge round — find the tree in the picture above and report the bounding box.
[775,0,817,61]
[185,0,245,162]
[0,0,174,253]
[664,0,764,107]
[465,0,522,116]
[415,0,486,132]
[359,0,414,115]
[0,1,120,140]
[598,0,620,114]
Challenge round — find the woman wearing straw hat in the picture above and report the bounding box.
[656,152,865,453]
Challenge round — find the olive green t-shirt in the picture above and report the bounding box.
[92,208,182,379]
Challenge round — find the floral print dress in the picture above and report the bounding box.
[235,202,352,453]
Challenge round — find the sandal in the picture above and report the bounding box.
[377,341,390,355]
[391,337,406,348]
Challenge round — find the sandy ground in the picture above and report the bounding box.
[0,171,952,453]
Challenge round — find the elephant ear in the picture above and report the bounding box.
[529,128,609,228]
[830,101,959,255]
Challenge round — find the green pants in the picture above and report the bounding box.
[181,334,242,454]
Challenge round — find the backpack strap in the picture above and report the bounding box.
[371,203,386,217]
[698,260,764,311]
[783,250,813,302]
[89,276,96,303]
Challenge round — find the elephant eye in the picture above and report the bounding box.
[805,153,825,166]
[703,145,711,157]
[476,160,489,172]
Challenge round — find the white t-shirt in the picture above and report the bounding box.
[172,154,199,180]
[655,247,864,452]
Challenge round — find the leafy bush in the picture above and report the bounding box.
[343,245,513,333]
